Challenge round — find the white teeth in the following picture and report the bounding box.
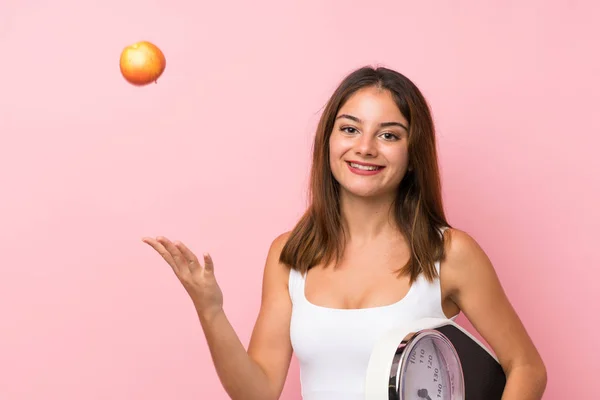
[350,162,380,171]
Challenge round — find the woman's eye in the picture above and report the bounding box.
[381,132,399,141]
[341,126,358,134]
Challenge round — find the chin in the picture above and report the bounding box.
[340,184,394,200]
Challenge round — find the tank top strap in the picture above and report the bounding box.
[288,267,306,304]
[438,225,450,236]
[434,225,450,275]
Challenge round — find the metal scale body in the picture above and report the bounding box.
[365,317,506,399]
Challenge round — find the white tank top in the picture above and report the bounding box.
[288,232,457,400]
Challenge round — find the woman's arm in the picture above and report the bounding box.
[247,232,295,398]
[145,233,293,400]
[202,232,294,400]
[441,228,547,400]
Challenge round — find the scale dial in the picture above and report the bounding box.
[390,329,464,400]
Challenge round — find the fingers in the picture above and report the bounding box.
[203,253,214,273]
[156,237,187,269]
[174,241,201,272]
[142,236,190,277]
[142,237,179,273]
[143,236,210,276]
[175,242,214,274]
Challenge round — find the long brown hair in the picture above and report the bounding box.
[280,66,451,283]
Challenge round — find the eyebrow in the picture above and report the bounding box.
[336,114,409,132]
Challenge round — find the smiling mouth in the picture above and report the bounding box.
[346,161,384,171]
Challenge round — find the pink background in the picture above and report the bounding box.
[1,1,598,399]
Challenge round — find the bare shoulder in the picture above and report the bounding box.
[442,227,489,264]
[266,231,292,265]
[263,231,293,288]
[269,231,292,256]
[440,227,496,294]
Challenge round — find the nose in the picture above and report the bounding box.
[354,134,378,158]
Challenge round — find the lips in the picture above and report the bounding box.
[345,161,385,171]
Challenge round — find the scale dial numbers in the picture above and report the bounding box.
[396,330,464,400]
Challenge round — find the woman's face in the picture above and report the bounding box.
[329,86,410,200]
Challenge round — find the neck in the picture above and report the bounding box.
[338,191,400,245]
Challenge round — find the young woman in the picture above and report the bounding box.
[142,66,547,400]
